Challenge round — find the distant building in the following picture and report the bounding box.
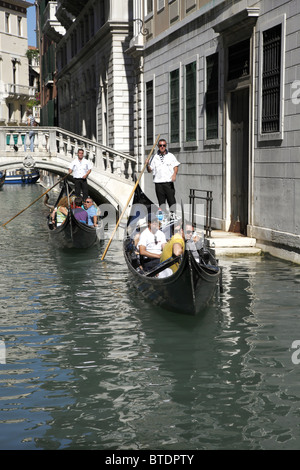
[37,0,136,156]
[0,0,36,125]
[28,45,40,122]
[35,0,61,126]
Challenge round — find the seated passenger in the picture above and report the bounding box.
[83,196,98,226]
[51,196,69,227]
[185,222,204,262]
[72,196,88,224]
[137,213,166,271]
[158,224,185,277]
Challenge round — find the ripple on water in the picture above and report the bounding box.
[1,188,300,449]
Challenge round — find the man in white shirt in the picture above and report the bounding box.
[146,138,180,214]
[68,148,93,200]
[137,213,166,272]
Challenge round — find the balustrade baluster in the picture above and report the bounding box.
[59,133,64,155]
[17,132,22,148]
[8,133,13,150]
[95,147,105,170]
[42,133,48,152]
[25,133,31,152]
[67,137,72,158]
[34,132,38,153]
[105,152,111,173]
[127,161,133,181]
[74,139,78,156]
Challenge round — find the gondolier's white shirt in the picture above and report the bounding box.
[69,157,93,178]
[149,152,180,183]
[137,228,166,257]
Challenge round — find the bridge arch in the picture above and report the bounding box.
[0,126,137,212]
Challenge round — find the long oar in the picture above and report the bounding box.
[101,134,160,261]
[1,174,68,228]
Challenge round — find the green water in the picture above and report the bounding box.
[1,184,300,450]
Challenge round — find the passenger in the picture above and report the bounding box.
[51,196,69,227]
[185,222,204,262]
[159,224,185,277]
[83,197,98,226]
[72,196,88,224]
[137,213,166,272]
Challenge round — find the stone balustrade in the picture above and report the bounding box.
[0,126,136,182]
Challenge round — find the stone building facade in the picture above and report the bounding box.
[140,0,300,262]
[53,0,135,156]
[0,0,34,125]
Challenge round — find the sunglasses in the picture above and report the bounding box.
[159,144,166,147]
[185,230,193,234]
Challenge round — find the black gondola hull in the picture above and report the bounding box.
[123,239,220,316]
[48,211,103,249]
[123,184,221,315]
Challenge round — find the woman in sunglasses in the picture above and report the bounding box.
[146,138,180,216]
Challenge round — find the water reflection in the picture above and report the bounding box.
[1,186,300,449]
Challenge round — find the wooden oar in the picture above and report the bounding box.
[1,174,68,228]
[101,134,160,261]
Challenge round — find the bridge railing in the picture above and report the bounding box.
[0,126,136,182]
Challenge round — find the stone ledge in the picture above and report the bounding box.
[213,247,262,257]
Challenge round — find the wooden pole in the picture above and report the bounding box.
[100,134,160,261]
[1,174,68,228]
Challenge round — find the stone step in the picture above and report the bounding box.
[212,246,262,257]
[207,237,257,248]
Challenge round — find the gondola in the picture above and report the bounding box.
[0,170,5,189]
[47,181,104,249]
[123,185,221,315]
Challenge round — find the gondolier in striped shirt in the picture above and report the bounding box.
[146,138,180,216]
[68,148,92,201]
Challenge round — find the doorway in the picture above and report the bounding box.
[229,88,249,234]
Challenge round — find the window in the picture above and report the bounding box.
[80,21,85,47]
[206,53,219,140]
[17,16,22,36]
[185,61,196,142]
[170,69,180,143]
[228,38,250,81]
[146,81,154,146]
[262,24,281,133]
[8,103,13,122]
[145,0,153,16]
[157,0,165,11]
[5,13,10,33]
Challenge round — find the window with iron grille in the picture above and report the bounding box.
[146,81,154,146]
[206,53,219,140]
[228,38,250,81]
[262,24,281,133]
[185,61,196,142]
[170,69,180,143]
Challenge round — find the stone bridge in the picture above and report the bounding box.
[0,126,136,210]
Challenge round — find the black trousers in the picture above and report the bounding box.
[74,178,89,200]
[155,182,176,210]
[142,258,160,272]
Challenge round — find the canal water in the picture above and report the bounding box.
[1,184,300,451]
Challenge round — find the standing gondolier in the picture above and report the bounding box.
[146,138,180,215]
[68,148,92,201]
